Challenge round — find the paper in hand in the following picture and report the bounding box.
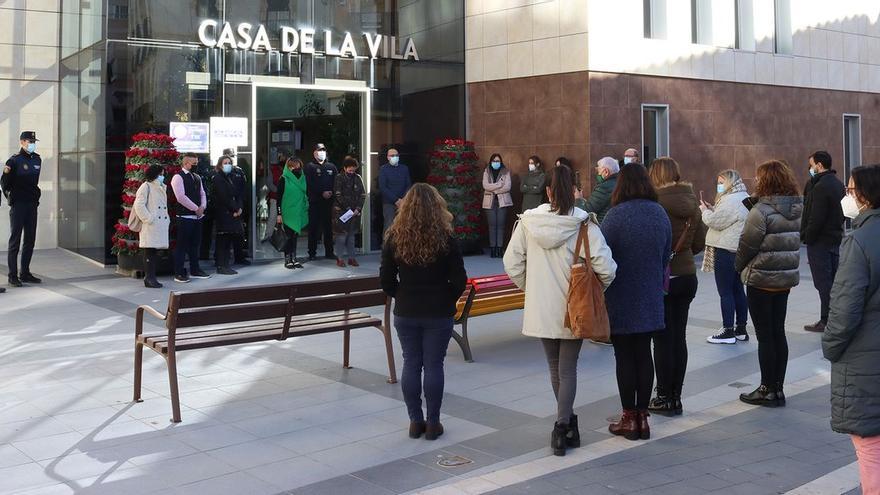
[339,209,355,223]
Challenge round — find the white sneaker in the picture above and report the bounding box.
[707,327,737,344]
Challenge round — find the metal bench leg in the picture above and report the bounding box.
[451,320,474,363]
[378,325,398,384]
[166,352,182,423]
[133,342,144,403]
[343,329,352,369]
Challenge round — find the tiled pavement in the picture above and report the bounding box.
[0,248,863,494]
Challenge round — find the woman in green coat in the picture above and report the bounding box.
[520,155,547,212]
[277,157,309,269]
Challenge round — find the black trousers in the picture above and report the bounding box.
[8,202,38,278]
[215,233,236,269]
[308,199,334,257]
[234,221,248,262]
[612,332,655,410]
[653,275,698,397]
[747,287,790,387]
[806,242,839,323]
[282,224,299,257]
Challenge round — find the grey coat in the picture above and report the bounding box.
[735,196,803,289]
[823,208,880,437]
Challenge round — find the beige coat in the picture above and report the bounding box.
[503,205,617,339]
[482,167,513,209]
[133,180,170,249]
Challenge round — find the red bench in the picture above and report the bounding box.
[453,274,525,362]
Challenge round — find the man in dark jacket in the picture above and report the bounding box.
[305,143,338,260]
[580,156,619,223]
[801,151,846,333]
[378,148,411,234]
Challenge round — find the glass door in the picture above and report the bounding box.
[253,84,368,261]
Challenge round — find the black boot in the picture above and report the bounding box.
[776,382,786,406]
[739,384,779,407]
[566,414,580,448]
[648,394,676,417]
[284,254,295,269]
[143,250,162,289]
[551,421,567,456]
[673,395,683,416]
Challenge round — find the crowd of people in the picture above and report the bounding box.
[378,149,880,492]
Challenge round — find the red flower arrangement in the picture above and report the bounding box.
[427,138,481,241]
[111,132,180,257]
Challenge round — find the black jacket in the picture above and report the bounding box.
[305,160,338,203]
[380,237,468,318]
[2,149,42,205]
[801,170,845,246]
[211,172,244,235]
[823,208,880,437]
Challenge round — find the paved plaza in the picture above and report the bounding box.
[0,249,864,494]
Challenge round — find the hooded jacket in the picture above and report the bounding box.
[735,196,803,289]
[823,208,880,437]
[702,186,749,252]
[656,183,706,276]
[504,204,617,339]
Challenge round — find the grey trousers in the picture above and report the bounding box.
[383,203,397,233]
[486,206,509,248]
[335,231,357,260]
[541,338,584,424]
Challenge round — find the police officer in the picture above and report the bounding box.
[305,143,338,261]
[2,131,43,288]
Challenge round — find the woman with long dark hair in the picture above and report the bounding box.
[736,160,802,407]
[482,153,513,257]
[211,155,244,275]
[504,166,616,456]
[600,164,671,441]
[381,184,468,440]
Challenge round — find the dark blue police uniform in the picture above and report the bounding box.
[2,132,42,284]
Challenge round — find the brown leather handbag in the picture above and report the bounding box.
[564,221,611,342]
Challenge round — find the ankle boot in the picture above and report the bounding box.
[739,384,779,407]
[425,421,444,440]
[673,395,683,416]
[637,410,651,440]
[143,251,162,288]
[776,382,786,406]
[551,421,567,456]
[609,410,640,441]
[648,393,676,417]
[408,421,426,439]
[566,414,580,448]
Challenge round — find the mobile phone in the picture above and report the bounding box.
[699,190,704,203]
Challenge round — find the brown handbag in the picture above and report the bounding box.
[564,221,611,342]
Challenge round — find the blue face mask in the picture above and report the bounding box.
[26,142,36,153]
[809,168,816,178]
[491,161,502,170]
[716,184,725,194]
[156,175,165,185]
[222,164,233,174]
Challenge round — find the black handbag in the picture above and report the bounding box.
[270,224,288,252]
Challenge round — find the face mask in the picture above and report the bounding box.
[388,156,399,166]
[346,169,356,175]
[623,157,633,165]
[491,161,501,170]
[316,151,327,161]
[156,175,165,185]
[26,142,36,153]
[596,174,605,183]
[717,184,726,194]
[528,164,536,172]
[222,164,232,174]
[841,194,862,219]
[809,168,816,178]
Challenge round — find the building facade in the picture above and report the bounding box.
[1,1,879,263]
[466,0,880,209]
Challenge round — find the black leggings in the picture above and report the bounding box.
[653,275,698,397]
[612,332,655,410]
[282,224,299,257]
[747,287,790,387]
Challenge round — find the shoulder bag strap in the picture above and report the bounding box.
[671,219,692,257]
[572,221,588,265]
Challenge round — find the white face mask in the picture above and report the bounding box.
[528,163,536,172]
[316,151,327,162]
[623,157,634,165]
[841,194,862,219]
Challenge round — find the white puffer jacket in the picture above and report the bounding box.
[702,191,749,252]
[503,204,617,339]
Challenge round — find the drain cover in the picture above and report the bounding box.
[437,455,473,468]
[729,381,751,388]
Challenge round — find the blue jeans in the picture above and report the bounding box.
[714,249,748,328]
[394,316,453,423]
[807,242,840,323]
[174,217,203,277]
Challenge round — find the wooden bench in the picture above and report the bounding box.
[453,274,525,362]
[133,275,397,423]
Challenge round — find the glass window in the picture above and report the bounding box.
[644,0,667,39]
[774,0,792,54]
[642,105,669,165]
[692,0,735,48]
[735,0,755,51]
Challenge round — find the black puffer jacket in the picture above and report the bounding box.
[735,196,803,289]
[801,170,845,246]
[823,208,880,437]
